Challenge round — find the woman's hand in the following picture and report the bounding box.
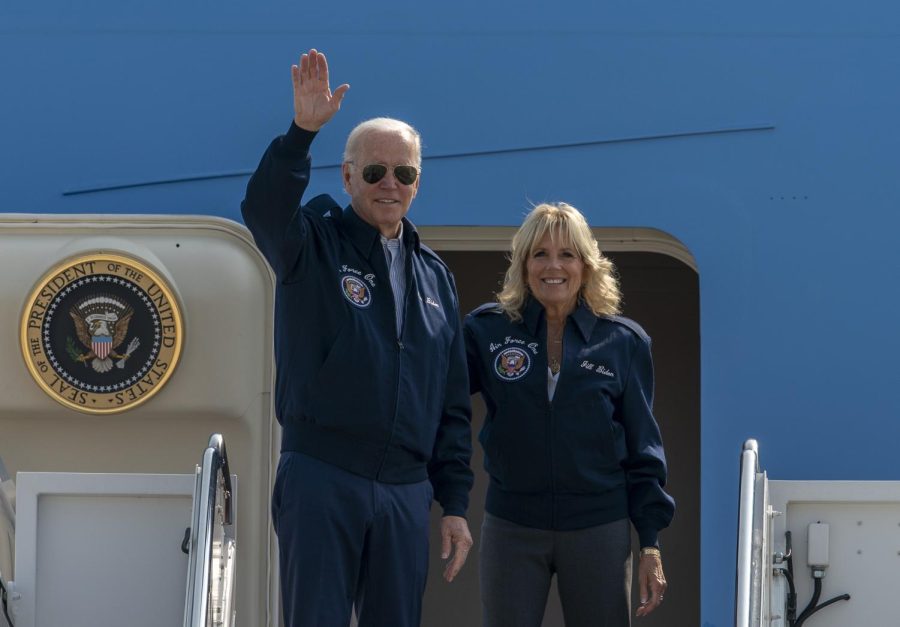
[635,551,667,617]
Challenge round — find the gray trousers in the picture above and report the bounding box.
[480,513,632,627]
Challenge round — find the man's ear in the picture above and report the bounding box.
[341,162,353,195]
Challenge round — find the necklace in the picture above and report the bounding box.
[547,320,565,374]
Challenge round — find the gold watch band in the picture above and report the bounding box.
[640,547,661,557]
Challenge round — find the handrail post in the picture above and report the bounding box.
[735,439,759,627]
[206,434,233,525]
[183,433,236,627]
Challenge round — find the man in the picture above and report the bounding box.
[241,49,474,627]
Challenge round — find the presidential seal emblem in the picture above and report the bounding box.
[340,274,372,308]
[20,253,183,414]
[494,347,531,381]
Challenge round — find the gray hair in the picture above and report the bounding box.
[343,117,422,168]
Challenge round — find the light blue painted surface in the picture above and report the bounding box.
[5,3,900,625]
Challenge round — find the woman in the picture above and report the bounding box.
[464,202,675,626]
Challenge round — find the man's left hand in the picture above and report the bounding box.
[636,552,667,617]
[440,515,473,582]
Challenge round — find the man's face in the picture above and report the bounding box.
[342,129,420,238]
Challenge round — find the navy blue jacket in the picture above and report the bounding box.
[464,298,674,546]
[241,123,473,517]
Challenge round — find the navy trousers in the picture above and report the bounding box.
[272,452,433,627]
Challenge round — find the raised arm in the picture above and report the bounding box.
[241,49,350,278]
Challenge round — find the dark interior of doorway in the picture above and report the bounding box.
[421,250,700,627]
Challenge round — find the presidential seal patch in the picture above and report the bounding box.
[20,253,183,414]
[494,347,531,381]
[340,274,372,308]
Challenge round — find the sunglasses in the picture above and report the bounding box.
[356,163,419,186]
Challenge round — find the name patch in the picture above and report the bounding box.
[580,360,616,378]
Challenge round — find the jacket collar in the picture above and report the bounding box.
[522,296,597,342]
[342,205,421,259]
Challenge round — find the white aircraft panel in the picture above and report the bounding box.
[14,472,194,627]
[769,481,900,627]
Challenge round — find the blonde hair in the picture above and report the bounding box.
[497,202,621,321]
[343,117,422,168]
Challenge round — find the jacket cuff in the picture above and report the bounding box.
[439,495,468,519]
[635,523,660,549]
[282,121,318,154]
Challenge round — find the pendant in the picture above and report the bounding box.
[549,357,561,374]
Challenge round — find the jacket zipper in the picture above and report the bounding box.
[547,322,566,529]
[375,249,414,479]
[548,403,557,528]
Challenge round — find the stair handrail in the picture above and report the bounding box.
[183,434,235,627]
[735,438,760,627]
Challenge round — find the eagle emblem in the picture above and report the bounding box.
[21,253,183,414]
[341,275,372,308]
[494,347,530,381]
[68,295,140,373]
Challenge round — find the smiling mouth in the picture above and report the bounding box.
[375,199,400,204]
[542,278,566,285]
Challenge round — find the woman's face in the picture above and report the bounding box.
[525,231,585,313]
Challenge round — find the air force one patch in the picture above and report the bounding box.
[494,347,531,381]
[20,253,183,414]
[340,274,372,308]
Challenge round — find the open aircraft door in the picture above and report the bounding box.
[0,215,278,626]
[735,439,900,627]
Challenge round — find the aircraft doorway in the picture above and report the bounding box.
[420,229,700,627]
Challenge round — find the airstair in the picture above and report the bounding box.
[735,439,900,626]
[0,433,236,627]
